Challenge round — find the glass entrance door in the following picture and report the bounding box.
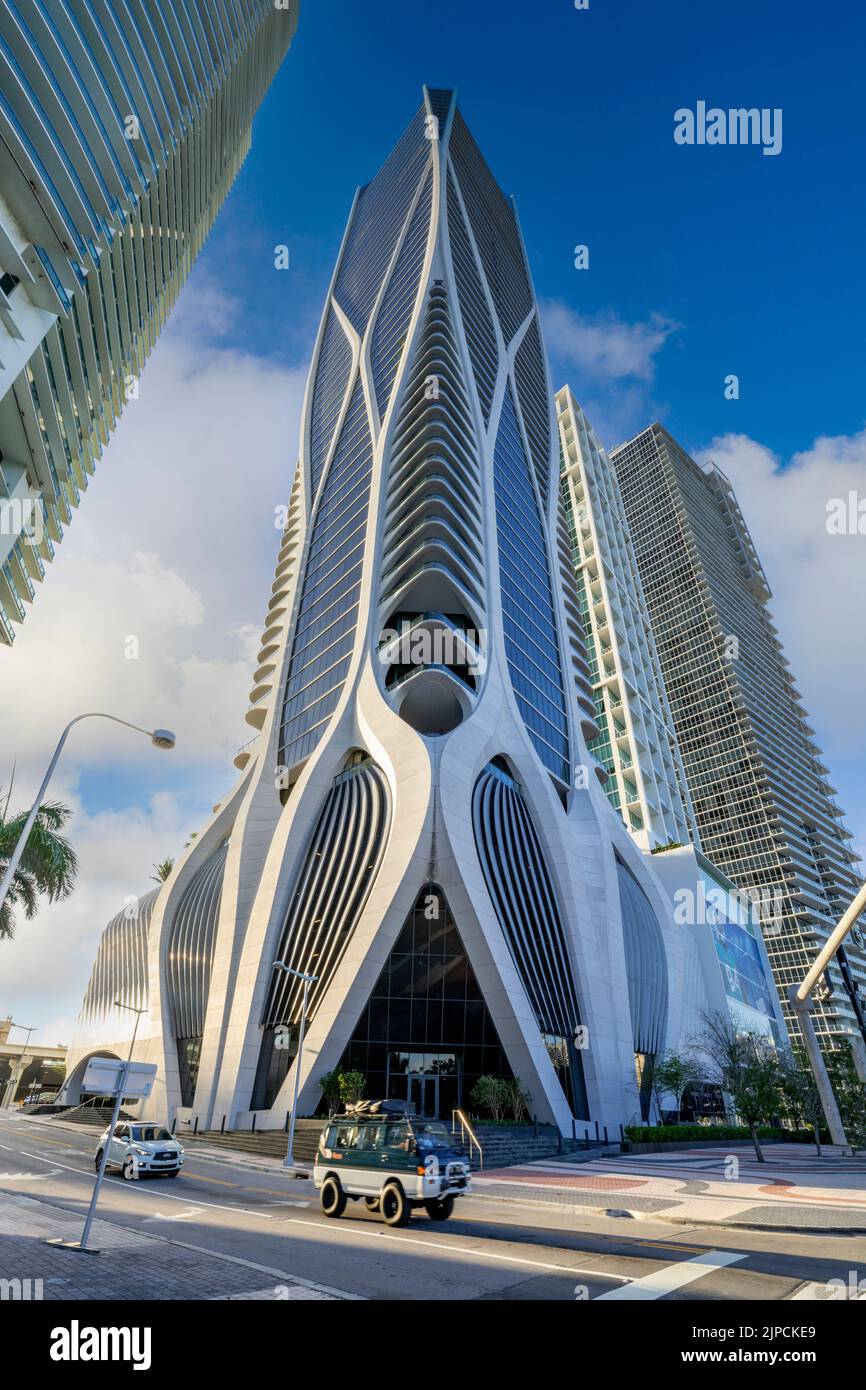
[408,1073,439,1117]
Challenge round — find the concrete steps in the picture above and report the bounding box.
[46,1104,135,1127]
[180,1121,608,1171]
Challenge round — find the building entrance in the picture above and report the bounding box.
[409,1074,438,1117]
[341,885,512,1116]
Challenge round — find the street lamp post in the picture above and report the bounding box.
[2,1022,35,1108]
[0,712,175,922]
[272,961,318,1170]
[114,1000,147,1064]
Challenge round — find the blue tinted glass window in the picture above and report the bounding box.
[279,378,372,769]
[493,387,570,783]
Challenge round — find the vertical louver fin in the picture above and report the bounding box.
[79,889,159,1024]
[166,841,229,1041]
[445,171,498,424]
[371,169,433,418]
[309,308,354,500]
[494,385,570,785]
[333,110,431,335]
[472,763,580,1037]
[615,854,669,1057]
[279,378,373,771]
[263,759,390,1026]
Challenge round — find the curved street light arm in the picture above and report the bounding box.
[0,712,174,917]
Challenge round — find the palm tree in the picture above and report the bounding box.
[0,789,78,939]
[150,858,174,884]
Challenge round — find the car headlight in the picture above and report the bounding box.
[132,1146,149,1157]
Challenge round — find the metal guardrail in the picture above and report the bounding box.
[451,1109,483,1168]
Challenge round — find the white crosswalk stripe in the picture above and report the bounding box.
[595,1250,745,1300]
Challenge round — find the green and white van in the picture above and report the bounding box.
[313,1103,471,1226]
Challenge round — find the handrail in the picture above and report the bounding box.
[451,1109,483,1168]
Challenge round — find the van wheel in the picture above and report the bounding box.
[380,1183,410,1227]
[424,1195,454,1221]
[320,1176,346,1218]
[364,1196,380,1212]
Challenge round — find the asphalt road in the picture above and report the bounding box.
[1,1111,864,1301]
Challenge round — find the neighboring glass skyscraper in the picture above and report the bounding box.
[557,386,697,851]
[612,423,866,1050]
[0,0,299,644]
[64,90,719,1139]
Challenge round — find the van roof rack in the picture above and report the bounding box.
[340,1099,416,1118]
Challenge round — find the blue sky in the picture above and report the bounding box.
[6,0,866,1038]
[205,0,866,456]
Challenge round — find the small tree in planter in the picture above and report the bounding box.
[471,1075,510,1124]
[650,1051,706,1124]
[778,1049,825,1156]
[825,1043,866,1150]
[699,1011,782,1162]
[507,1077,531,1124]
[338,1070,366,1107]
[318,1069,343,1117]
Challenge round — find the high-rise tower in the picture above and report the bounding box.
[64,91,729,1136]
[557,387,698,851]
[611,423,866,1050]
[0,0,299,643]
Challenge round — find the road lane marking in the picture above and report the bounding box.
[281,1216,631,1282]
[13,1149,275,1219]
[5,1147,706,1258]
[179,1171,241,1188]
[5,1144,630,1284]
[594,1249,745,1300]
[0,1169,62,1181]
[143,1207,206,1224]
[0,1143,713,1290]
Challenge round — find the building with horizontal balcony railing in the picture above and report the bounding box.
[611,422,866,1052]
[0,0,299,644]
[557,386,698,851]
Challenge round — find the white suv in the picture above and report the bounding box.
[95,1122,185,1180]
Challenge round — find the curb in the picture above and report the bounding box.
[469,1184,866,1234]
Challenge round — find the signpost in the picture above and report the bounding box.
[47,1057,157,1253]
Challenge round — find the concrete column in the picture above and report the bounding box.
[788,987,847,1147]
[849,1033,866,1086]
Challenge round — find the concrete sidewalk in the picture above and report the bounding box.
[472,1145,866,1232]
[0,1189,357,1301]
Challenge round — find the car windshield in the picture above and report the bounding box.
[130,1126,173,1142]
[413,1122,453,1150]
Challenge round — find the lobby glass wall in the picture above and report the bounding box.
[342,885,512,1116]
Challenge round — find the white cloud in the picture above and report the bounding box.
[2,790,192,1044]
[542,300,680,383]
[1,274,307,1036]
[0,546,255,777]
[694,427,866,859]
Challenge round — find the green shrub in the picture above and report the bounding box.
[623,1123,828,1144]
[338,1071,366,1106]
[470,1075,511,1123]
